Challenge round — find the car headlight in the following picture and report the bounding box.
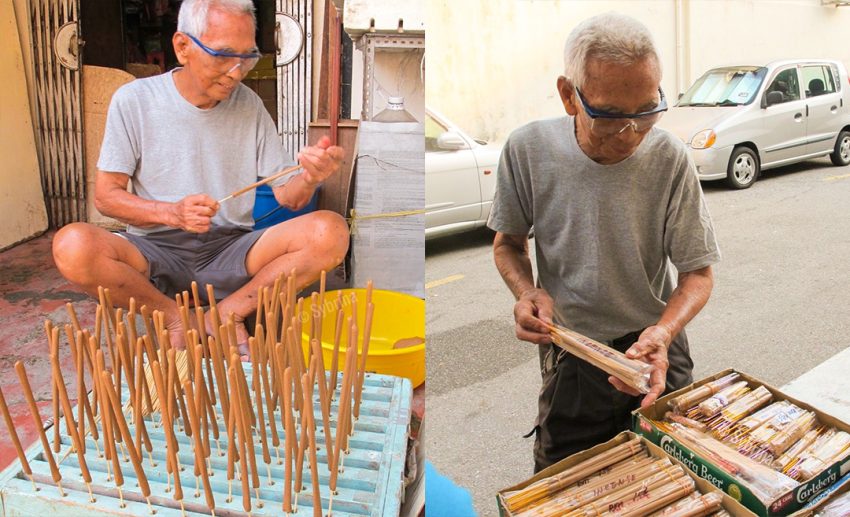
[691,129,716,149]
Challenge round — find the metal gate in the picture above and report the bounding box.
[276,0,312,157]
[30,0,85,228]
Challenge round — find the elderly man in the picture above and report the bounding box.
[53,0,349,354]
[489,13,721,471]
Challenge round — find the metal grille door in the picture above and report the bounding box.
[30,0,85,228]
[276,0,312,157]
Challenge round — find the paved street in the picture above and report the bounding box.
[425,158,850,516]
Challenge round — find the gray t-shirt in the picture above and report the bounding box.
[97,69,296,235]
[488,116,721,341]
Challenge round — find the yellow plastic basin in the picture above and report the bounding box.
[301,288,425,388]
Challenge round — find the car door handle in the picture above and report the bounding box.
[794,113,803,121]
[482,169,492,175]
[831,105,838,113]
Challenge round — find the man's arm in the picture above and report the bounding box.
[613,265,715,407]
[493,231,555,344]
[272,136,344,210]
[94,170,218,233]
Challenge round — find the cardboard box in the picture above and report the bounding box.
[496,431,756,516]
[633,369,850,516]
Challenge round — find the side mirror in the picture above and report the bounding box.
[437,131,469,151]
[765,91,784,107]
[678,93,684,100]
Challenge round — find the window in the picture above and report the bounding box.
[426,115,448,152]
[801,65,837,98]
[765,68,801,104]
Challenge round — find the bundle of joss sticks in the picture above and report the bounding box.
[657,373,850,501]
[502,437,732,517]
[548,324,653,394]
[0,269,375,517]
[818,490,850,517]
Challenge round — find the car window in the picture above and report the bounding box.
[765,68,801,104]
[677,66,766,106]
[426,115,448,152]
[832,64,842,92]
[801,65,837,97]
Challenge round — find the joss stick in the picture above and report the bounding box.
[51,331,95,502]
[101,369,156,513]
[45,322,61,453]
[302,373,323,517]
[183,379,216,513]
[231,353,261,505]
[115,321,137,410]
[0,386,37,491]
[168,349,192,435]
[289,323,306,410]
[311,339,333,462]
[232,339,257,426]
[295,298,305,357]
[225,380,238,503]
[318,270,327,344]
[97,350,125,469]
[193,344,214,465]
[282,364,295,513]
[208,333,231,425]
[228,365,253,514]
[330,294,344,396]
[90,339,114,474]
[330,338,355,495]
[65,326,91,453]
[151,360,183,500]
[354,301,375,420]
[135,337,155,466]
[309,293,318,349]
[15,362,65,496]
[177,292,193,350]
[249,337,274,485]
[345,319,358,440]
[127,298,138,363]
[294,367,309,511]
[259,325,281,464]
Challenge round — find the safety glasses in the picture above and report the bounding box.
[574,87,667,137]
[184,32,261,75]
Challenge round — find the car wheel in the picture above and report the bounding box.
[830,129,850,166]
[726,147,759,189]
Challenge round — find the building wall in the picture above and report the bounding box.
[427,0,850,144]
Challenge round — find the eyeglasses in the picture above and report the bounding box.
[574,87,667,137]
[184,33,261,75]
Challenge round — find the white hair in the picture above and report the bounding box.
[177,0,256,37]
[564,13,661,89]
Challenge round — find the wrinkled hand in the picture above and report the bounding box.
[170,194,219,233]
[298,135,344,186]
[608,325,672,408]
[513,288,555,344]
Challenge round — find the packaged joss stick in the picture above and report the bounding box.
[659,422,798,503]
[693,382,750,419]
[668,372,740,414]
[819,490,850,517]
[707,385,772,437]
[728,401,791,445]
[548,324,653,394]
[649,491,724,517]
[773,427,824,475]
[790,430,850,481]
[665,412,709,433]
[502,437,646,513]
[744,404,816,459]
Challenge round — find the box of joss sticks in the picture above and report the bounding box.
[496,430,756,517]
[633,369,850,516]
[790,471,850,516]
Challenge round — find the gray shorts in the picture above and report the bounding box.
[120,225,267,304]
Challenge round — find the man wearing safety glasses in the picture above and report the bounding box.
[53,0,349,356]
[489,13,721,471]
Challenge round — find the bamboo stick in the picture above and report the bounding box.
[330,293,344,397]
[183,378,216,513]
[0,385,38,491]
[302,372,323,517]
[150,359,183,502]
[282,364,295,513]
[218,163,302,203]
[15,361,64,496]
[311,338,333,464]
[232,352,262,507]
[354,301,374,419]
[250,337,273,486]
[228,365,253,514]
[45,321,61,453]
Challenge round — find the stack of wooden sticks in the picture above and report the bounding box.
[0,269,376,516]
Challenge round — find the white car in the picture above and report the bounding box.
[658,59,850,189]
[425,109,501,239]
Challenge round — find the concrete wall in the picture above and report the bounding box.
[1,0,48,249]
[427,0,850,144]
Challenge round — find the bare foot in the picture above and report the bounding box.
[205,310,250,361]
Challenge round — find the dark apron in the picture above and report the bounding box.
[531,329,693,472]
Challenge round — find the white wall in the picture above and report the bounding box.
[428,0,850,144]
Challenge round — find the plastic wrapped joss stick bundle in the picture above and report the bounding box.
[692,381,750,419]
[819,490,850,517]
[788,430,850,481]
[707,385,772,437]
[548,324,653,394]
[668,372,740,414]
[648,491,724,517]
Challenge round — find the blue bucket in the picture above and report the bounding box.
[252,184,319,230]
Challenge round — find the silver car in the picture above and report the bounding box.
[658,59,850,189]
[425,109,501,239]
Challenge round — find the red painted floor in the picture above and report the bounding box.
[0,231,96,471]
[0,231,425,474]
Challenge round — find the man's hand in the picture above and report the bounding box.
[513,288,556,344]
[298,135,344,186]
[608,325,672,408]
[169,194,219,233]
